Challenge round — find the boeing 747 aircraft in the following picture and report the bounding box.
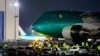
[32,11,100,44]
[19,11,100,44]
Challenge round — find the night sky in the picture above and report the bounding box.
[19,0,100,34]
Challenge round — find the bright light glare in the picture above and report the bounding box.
[34,38,39,40]
[14,1,19,7]
[19,35,46,41]
[10,1,19,8]
[88,38,92,41]
[10,3,13,6]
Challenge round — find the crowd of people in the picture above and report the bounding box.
[0,40,100,56]
[0,41,70,56]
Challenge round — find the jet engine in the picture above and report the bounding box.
[62,25,89,44]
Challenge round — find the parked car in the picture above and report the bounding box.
[42,47,60,56]
[66,46,88,55]
[57,47,68,56]
[42,47,53,55]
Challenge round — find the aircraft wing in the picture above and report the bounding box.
[80,12,99,23]
[89,30,100,35]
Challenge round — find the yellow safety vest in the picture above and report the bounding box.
[38,45,42,49]
[63,43,66,47]
[3,44,8,49]
[86,42,89,47]
[66,45,70,49]
[48,44,51,48]
[53,44,56,48]
[97,45,100,50]
[63,43,69,49]
[35,44,38,47]
[55,44,58,48]
[28,44,33,47]
[81,42,85,46]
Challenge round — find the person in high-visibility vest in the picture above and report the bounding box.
[62,42,66,47]
[3,43,8,49]
[86,42,89,47]
[81,42,85,47]
[97,45,100,55]
[55,44,59,48]
[28,44,33,48]
[66,45,70,49]
[38,44,43,50]
[53,44,56,48]
[35,44,38,48]
[48,43,51,48]
[85,42,90,51]
[62,43,70,49]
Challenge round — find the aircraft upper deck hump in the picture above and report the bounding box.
[80,12,99,23]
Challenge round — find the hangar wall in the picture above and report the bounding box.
[0,0,19,42]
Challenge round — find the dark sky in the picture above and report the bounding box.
[19,0,100,34]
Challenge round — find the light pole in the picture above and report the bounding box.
[4,0,7,42]
[10,0,19,42]
[14,7,18,42]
